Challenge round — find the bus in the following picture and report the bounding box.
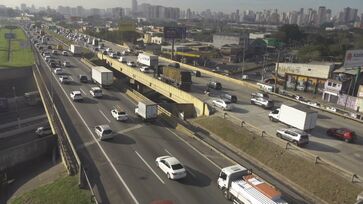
[24,91,41,106]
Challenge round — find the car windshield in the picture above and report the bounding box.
[103,129,112,134]
[171,164,183,170]
[118,111,126,115]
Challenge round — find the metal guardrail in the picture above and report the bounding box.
[219,111,362,186]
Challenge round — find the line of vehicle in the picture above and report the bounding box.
[135,150,165,184]
[38,50,140,204]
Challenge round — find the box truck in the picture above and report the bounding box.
[269,104,318,131]
[92,38,99,47]
[91,66,113,88]
[137,53,158,67]
[135,101,158,121]
[70,44,82,55]
[218,165,288,204]
[161,66,192,91]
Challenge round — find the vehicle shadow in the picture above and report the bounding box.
[317,114,332,120]
[80,97,98,104]
[304,140,340,153]
[232,106,249,114]
[178,166,211,187]
[108,134,136,145]
[101,94,119,101]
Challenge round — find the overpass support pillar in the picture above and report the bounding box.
[78,164,86,189]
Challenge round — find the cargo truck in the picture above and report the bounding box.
[268,104,318,131]
[70,44,82,55]
[91,66,113,88]
[135,101,158,121]
[218,165,288,204]
[137,53,158,67]
[161,66,192,91]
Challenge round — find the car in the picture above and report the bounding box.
[251,92,269,99]
[95,125,114,140]
[207,81,222,90]
[49,62,57,68]
[52,50,58,55]
[62,51,68,56]
[35,125,52,137]
[221,93,237,103]
[111,109,128,121]
[276,128,309,147]
[59,76,71,84]
[63,61,71,67]
[326,128,356,143]
[89,87,102,98]
[79,75,88,83]
[54,68,63,75]
[127,61,136,67]
[70,91,83,102]
[250,97,274,109]
[139,66,154,73]
[119,57,127,63]
[212,99,232,111]
[155,156,187,180]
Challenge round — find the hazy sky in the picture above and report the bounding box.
[2,0,363,13]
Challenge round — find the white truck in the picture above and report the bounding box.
[70,44,82,55]
[135,101,158,121]
[269,104,318,131]
[137,53,158,67]
[91,66,113,88]
[218,165,288,204]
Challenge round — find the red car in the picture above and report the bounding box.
[326,128,356,143]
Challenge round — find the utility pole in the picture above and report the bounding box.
[241,38,246,79]
[274,50,280,93]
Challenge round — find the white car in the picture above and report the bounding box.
[89,87,102,98]
[59,76,71,84]
[95,125,114,141]
[127,61,136,67]
[212,99,232,111]
[111,109,128,121]
[54,68,63,75]
[62,51,68,56]
[155,156,187,180]
[140,66,154,73]
[250,97,274,109]
[70,91,83,101]
[63,61,71,67]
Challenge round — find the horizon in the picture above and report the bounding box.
[1,0,362,14]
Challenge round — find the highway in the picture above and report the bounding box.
[33,34,238,204]
[96,38,363,178]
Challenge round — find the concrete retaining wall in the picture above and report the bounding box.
[0,136,57,170]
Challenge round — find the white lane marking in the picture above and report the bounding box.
[164,149,173,156]
[117,124,143,134]
[161,123,221,169]
[99,109,111,123]
[39,55,140,204]
[79,88,87,95]
[135,151,165,184]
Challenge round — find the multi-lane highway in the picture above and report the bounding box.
[32,34,239,204]
[95,38,363,178]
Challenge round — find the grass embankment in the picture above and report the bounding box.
[11,175,92,204]
[194,116,362,204]
[0,27,34,68]
[47,30,72,46]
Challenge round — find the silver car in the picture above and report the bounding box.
[276,128,309,147]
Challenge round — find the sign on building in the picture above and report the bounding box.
[163,27,186,39]
[344,49,363,67]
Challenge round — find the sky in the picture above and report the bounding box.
[1,0,363,14]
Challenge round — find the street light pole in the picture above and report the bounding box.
[274,50,280,93]
[241,38,246,79]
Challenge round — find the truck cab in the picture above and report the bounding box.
[218,165,251,190]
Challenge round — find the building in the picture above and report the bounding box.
[151,36,163,44]
[212,33,249,49]
[322,78,351,103]
[131,0,138,15]
[277,62,335,93]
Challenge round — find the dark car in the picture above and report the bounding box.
[79,75,88,83]
[207,81,222,90]
[326,128,356,143]
[192,70,201,77]
[221,93,237,103]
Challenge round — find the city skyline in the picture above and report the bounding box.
[2,0,363,14]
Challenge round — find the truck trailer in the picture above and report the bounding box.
[218,165,288,204]
[268,104,318,131]
[137,53,158,67]
[161,66,192,91]
[135,101,158,121]
[91,66,113,88]
[70,44,82,55]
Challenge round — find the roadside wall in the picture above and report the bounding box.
[0,136,57,170]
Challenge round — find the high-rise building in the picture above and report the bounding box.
[131,0,138,15]
[186,8,192,19]
[20,3,27,11]
[316,6,326,26]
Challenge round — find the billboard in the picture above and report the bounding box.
[344,49,363,67]
[164,27,186,39]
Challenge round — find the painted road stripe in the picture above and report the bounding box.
[135,151,165,184]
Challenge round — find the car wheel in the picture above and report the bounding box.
[276,133,282,138]
[293,141,299,146]
[155,161,159,167]
[344,138,350,143]
[167,173,171,179]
